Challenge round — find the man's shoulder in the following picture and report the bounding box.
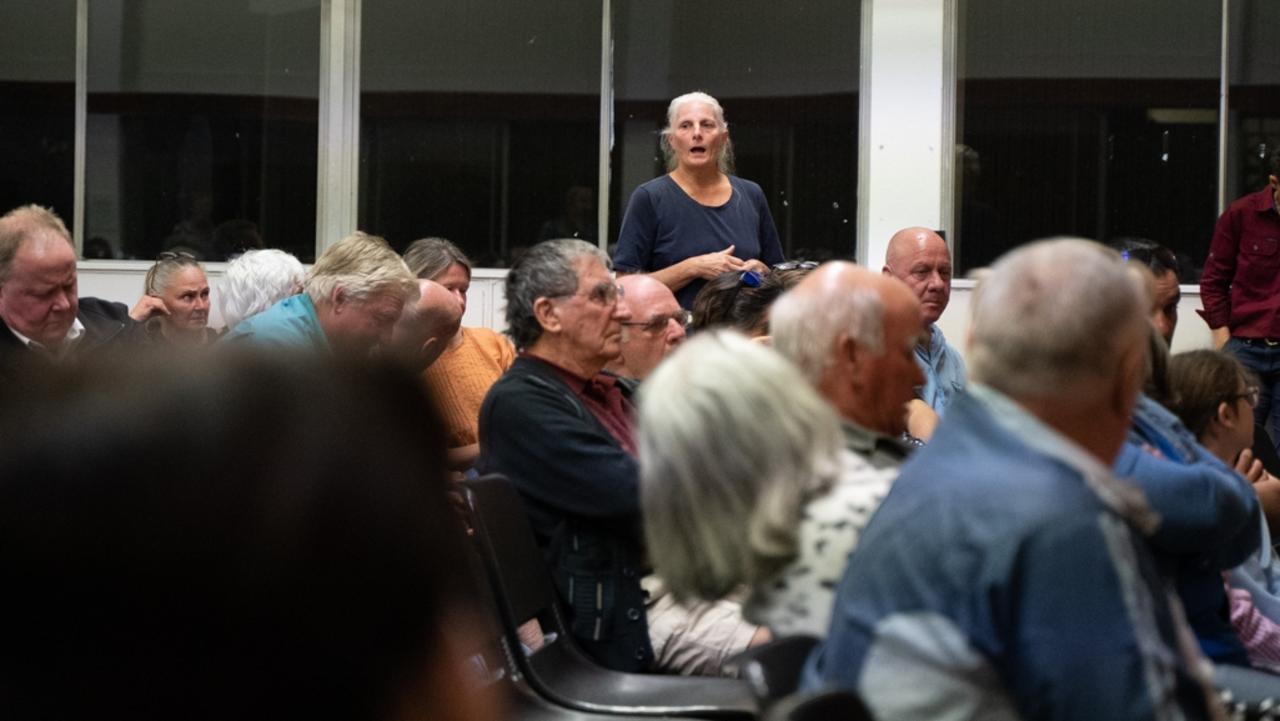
[1227,186,1274,215]
[221,295,319,345]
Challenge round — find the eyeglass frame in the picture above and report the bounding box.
[547,279,625,307]
[620,309,693,333]
[1230,386,1261,409]
[772,260,818,272]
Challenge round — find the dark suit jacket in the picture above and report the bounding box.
[0,297,139,384]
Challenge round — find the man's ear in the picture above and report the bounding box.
[330,285,349,313]
[532,296,561,334]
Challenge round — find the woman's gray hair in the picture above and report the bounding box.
[659,90,736,175]
[305,232,417,307]
[969,238,1146,399]
[402,237,471,280]
[504,238,609,349]
[770,281,885,388]
[638,330,846,601]
[218,249,306,330]
[143,251,205,296]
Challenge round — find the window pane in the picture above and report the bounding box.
[612,0,860,262]
[0,1,76,230]
[957,1,1220,277]
[360,0,601,266]
[86,0,319,262]
[1227,0,1280,228]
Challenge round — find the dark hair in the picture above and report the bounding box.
[1110,237,1180,279]
[1166,349,1253,438]
[1143,322,1174,408]
[0,351,470,721]
[691,266,815,336]
[690,271,747,332]
[727,266,815,336]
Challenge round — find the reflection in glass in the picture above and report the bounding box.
[1226,0,1280,222]
[86,0,319,262]
[612,0,860,262]
[0,1,76,233]
[957,0,1220,279]
[360,0,601,267]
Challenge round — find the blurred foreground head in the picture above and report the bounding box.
[0,351,489,721]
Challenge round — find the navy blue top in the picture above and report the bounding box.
[612,174,784,309]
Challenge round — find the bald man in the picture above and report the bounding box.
[883,227,966,415]
[390,279,463,371]
[605,274,688,383]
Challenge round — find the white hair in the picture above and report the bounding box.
[969,238,1146,399]
[305,232,417,308]
[637,330,846,601]
[770,279,885,388]
[218,249,306,330]
[659,90,735,174]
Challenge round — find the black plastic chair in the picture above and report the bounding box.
[725,635,821,705]
[761,689,874,721]
[461,475,759,720]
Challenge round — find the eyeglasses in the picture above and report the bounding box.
[621,309,693,333]
[773,260,818,271]
[551,281,625,306]
[157,250,197,262]
[1232,386,1261,409]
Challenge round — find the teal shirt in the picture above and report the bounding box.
[219,294,330,352]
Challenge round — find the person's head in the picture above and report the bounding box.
[1167,349,1258,464]
[660,91,735,175]
[218,249,307,331]
[637,330,847,601]
[390,279,463,371]
[143,251,210,338]
[883,227,952,327]
[402,237,472,315]
[691,270,753,332]
[0,204,79,348]
[504,238,629,373]
[306,232,419,356]
[0,351,491,721]
[728,263,817,338]
[968,238,1148,463]
[1112,237,1180,346]
[772,262,925,435]
[608,274,688,380]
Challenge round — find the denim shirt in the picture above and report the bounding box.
[914,323,966,415]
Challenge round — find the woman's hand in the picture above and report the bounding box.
[683,245,746,280]
[129,295,170,323]
[1235,448,1266,485]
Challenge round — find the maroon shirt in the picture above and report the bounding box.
[1200,186,1280,338]
[521,353,637,456]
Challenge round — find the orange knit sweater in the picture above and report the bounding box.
[421,326,516,448]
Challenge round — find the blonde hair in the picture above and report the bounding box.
[305,232,417,307]
[0,205,73,285]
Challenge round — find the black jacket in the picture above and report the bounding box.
[0,297,139,385]
[477,355,653,672]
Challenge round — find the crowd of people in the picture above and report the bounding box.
[7,90,1280,721]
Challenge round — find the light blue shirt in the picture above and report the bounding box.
[218,294,330,352]
[914,323,966,414]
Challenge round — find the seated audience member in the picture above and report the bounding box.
[404,237,515,471]
[129,251,215,344]
[218,248,306,331]
[1114,237,1181,346]
[389,279,463,372]
[1114,324,1260,668]
[805,239,1219,719]
[604,273,689,384]
[222,232,417,357]
[689,262,813,337]
[0,204,139,383]
[478,238,761,675]
[639,331,897,637]
[0,352,496,721]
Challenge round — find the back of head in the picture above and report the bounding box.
[690,270,747,331]
[1166,349,1250,438]
[0,204,73,286]
[219,248,307,330]
[771,262,887,388]
[504,237,608,349]
[306,231,416,306]
[391,279,463,370]
[0,351,470,720]
[728,265,815,336]
[969,238,1145,400]
[637,330,844,601]
[403,237,471,280]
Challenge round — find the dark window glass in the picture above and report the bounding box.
[957,1,1220,279]
[360,0,601,267]
[0,1,76,230]
[86,0,319,262]
[1227,0,1280,223]
[612,0,860,262]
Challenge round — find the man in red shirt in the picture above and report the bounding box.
[1200,151,1280,453]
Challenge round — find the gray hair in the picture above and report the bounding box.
[770,282,885,388]
[218,249,307,330]
[402,237,471,280]
[0,205,73,286]
[305,232,418,307]
[504,238,609,349]
[659,90,736,175]
[969,238,1146,399]
[638,330,846,601]
[144,251,205,296]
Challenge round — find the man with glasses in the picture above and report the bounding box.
[480,238,762,675]
[605,273,690,385]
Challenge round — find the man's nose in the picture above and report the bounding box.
[51,289,73,312]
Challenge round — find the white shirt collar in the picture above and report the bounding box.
[9,317,85,357]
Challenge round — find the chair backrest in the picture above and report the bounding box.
[762,689,874,721]
[729,634,821,702]
[463,475,562,632]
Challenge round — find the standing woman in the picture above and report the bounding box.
[130,251,215,344]
[614,91,784,309]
